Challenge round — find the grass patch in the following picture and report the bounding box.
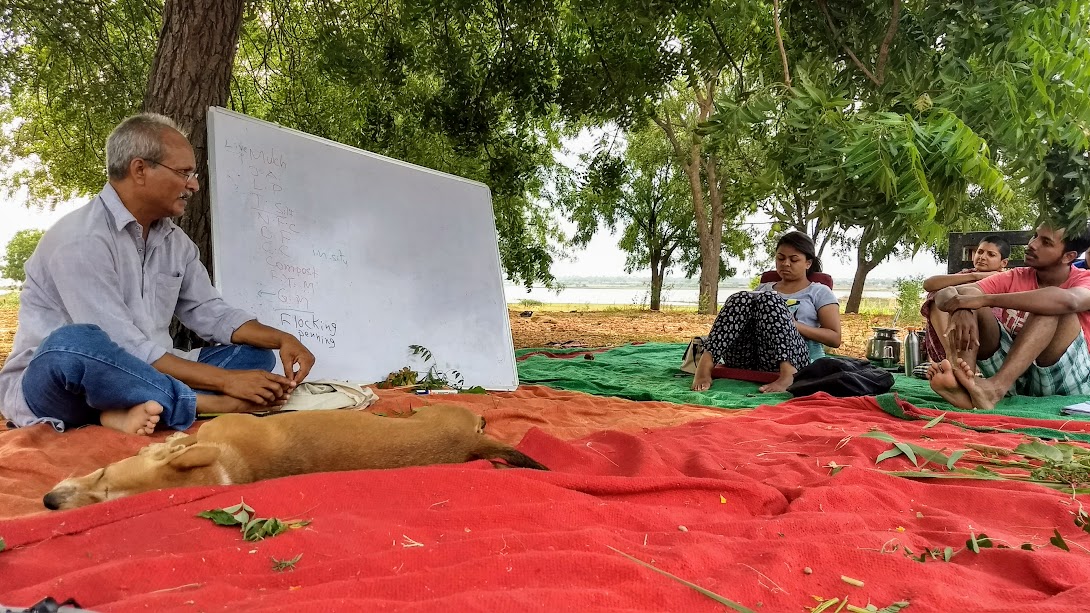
[0,291,19,309]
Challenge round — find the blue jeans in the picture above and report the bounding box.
[22,324,276,431]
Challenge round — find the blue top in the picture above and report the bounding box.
[754,281,840,362]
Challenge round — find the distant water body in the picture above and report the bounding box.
[504,284,894,306]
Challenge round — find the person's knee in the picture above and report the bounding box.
[238,346,277,372]
[38,324,110,353]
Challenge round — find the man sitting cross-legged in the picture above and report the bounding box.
[927,222,1090,410]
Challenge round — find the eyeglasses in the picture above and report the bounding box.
[150,160,199,183]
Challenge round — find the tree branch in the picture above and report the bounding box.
[707,17,744,92]
[875,0,902,84]
[816,0,881,87]
[771,0,791,87]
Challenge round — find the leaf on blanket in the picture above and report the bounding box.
[271,553,302,572]
[876,447,904,464]
[1050,529,1070,551]
[1016,441,1065,463]
[0,536,5,552]
[607,546,759,613]
[198,499,310,542]
[923,413,946,429]
[197,509,243,527]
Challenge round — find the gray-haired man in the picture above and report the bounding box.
[0,113,315,435]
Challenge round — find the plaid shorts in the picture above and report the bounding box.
[977,327,1090,396]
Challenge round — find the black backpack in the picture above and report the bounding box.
[786,356,895,398]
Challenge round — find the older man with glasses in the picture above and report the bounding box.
[0,113,315,436]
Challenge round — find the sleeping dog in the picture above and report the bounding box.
[43,405,547,510]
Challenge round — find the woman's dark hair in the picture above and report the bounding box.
[777,231,822,275]
[979,235,1012,259]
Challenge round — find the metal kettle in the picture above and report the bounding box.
[867,327,902,367]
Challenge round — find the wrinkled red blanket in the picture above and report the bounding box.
[2,388,1089,612]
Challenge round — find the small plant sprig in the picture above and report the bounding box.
[197,499,310,542]
[271,554,303,572]
[409,344,465,390]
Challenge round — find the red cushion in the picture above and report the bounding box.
[759,270,834,289]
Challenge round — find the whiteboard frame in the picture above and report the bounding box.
[205,106,518,391]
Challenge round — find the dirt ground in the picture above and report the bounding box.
[0,306,893,368]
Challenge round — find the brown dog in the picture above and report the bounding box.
[43,405,547,510]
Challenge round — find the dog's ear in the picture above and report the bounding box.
[168,445,221,470]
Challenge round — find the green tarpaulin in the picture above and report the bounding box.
[516,342,1090,424]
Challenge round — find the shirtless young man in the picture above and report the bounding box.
[927,223,1090,409]
[0,113,315,435]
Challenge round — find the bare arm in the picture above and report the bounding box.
[231,320,315,383]
[945,286,1090,315]
[796,304,842,348]
[152,353,233,393]
[923,271,993,292]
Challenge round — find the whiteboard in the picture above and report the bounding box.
[206,107,517,390]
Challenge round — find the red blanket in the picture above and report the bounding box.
[2,389,1089,612]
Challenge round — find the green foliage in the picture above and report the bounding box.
[518,299,544,307]
[1,229,44,282]
[271,554,302,572]
[893,275,925,326]
[409,344,465,390]
[0,0,569,289]
[555,120,705,309]
[0,292,19,309]
[197,499,310,542]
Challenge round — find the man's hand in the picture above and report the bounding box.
[222,370,295,405]
[945,309,980,352]
[279,334,315,384]
[940,293,988,313]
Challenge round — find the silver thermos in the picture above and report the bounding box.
[904,328,924,376]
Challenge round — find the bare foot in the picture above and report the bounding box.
[927,359,974,409]
[99,401,163,435]
[692,371,712,391]
[758,376,793,394]
[197,394,286,415]
[950,358,1006,410]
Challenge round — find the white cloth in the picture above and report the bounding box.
[280,380,378,411]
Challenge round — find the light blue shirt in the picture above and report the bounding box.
[0,184,255,428]
[754,281,839,362]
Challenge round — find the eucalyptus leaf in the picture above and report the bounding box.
[923,413,946,429]
[876,448,905,464]
[894,442,920,467]
[607,546,758,613]
[947,450,967,470]
[860,431,897,443]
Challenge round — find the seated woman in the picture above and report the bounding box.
[692,231,842,393]
[919,235,1009,364]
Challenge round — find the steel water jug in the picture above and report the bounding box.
[904,328,924,376]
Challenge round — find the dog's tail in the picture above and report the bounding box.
[473,439,549,471]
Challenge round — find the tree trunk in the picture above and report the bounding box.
[649,259,663,312]
[143,0,246,347]
[844,257,878,314]
[843,230,898,313]
[144,0,246,275]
